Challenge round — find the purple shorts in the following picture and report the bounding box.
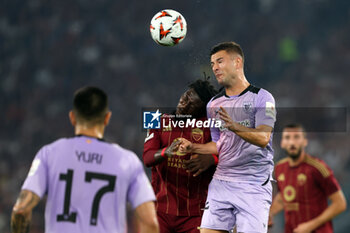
[200,178,272,233]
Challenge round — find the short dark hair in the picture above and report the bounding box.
[73,86,108,125]
[283,123,307,136]
[210,41,244,62]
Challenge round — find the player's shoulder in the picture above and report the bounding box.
[32,137,74,159]
[210,87,225,102]
[275,157,290,168]
[304,154,332,178]
[255,86,274,99]
[40,137,71,150]
[109,143,138,159]
[257,86,273,95]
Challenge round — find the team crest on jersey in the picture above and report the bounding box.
[191,128,203,142]
[297,173,307,186]
[243,101,253,113]
[278,173,285,182]
[283,185,296,202]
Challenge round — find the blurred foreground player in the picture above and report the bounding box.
[143,79,218,233]
[11,86,159,233]
[269,124,347,233]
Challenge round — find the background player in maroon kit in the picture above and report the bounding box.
[269,124,347,233]
[143,79,218,233]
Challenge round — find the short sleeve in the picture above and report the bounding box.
[21,146,48,198]
[255,89,276,128]
[127,156,156,209]
[314,163,340,197]
[274,165,282,192]
[207,101,220,142]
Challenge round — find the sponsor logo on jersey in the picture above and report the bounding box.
[238,119,251,127]
[283,185,296,202]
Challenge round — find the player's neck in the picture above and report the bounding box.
[225,76,250,96]
[75,124,105,139]
[289,151,306,167]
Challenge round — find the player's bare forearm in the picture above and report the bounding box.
[309,190,346,230]
[218,107,272,148]
[268,192,284,227]
[11,190,40,233]
[192,142,218,154]
[180,140,217,155]
[232,125,271,147]
[270,192,284,216]
[135,201,159,233]
[294,190,347,232]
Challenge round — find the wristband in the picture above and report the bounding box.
[161,147,168,158]
[212,154,218,165]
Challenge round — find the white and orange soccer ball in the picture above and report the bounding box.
[150,9,187,46]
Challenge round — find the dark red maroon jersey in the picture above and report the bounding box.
[143,115,215,216]
[275,154,340,233]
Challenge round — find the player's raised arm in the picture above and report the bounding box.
[134,201,159,233]
[11,190,40,233]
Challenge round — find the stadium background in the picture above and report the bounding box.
[1,0,349,232]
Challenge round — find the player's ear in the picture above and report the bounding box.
[234,56,242,70]
[303,137,308,148]
[69,111,76,126]
[280,137,285,149]
[104,111,112,126]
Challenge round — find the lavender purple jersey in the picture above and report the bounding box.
[21,135,156,233]
[207,85,276,184]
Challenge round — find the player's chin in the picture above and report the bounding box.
[216,76,223,83]
[217,78,227,86]
[288,151,300,159]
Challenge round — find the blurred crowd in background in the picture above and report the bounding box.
[1,0,349,232]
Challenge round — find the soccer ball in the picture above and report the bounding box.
[150,9,187,46]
